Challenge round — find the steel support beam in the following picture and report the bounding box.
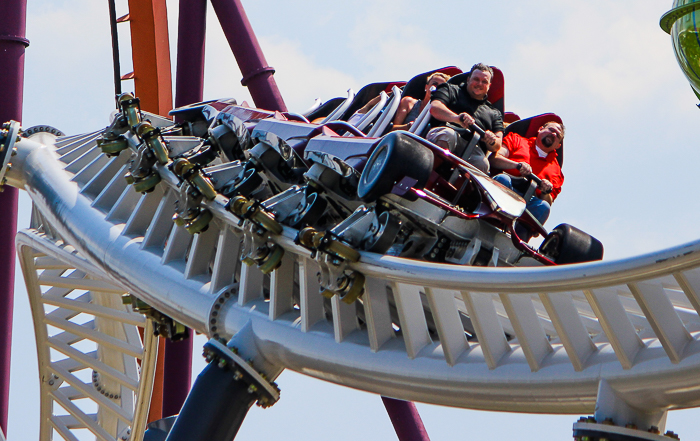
[161,0,209,415]
[381,397,431,441]
[0,0,28,434]
[127,0,173,116]
[174,0,207,111]
[162,337,193,417]
[209,0,287,112]
[165,324,283,441]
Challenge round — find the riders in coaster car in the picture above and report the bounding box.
[346,126,603,266]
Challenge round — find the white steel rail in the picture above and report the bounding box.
[9,127,700,421]
[16,226,157,441]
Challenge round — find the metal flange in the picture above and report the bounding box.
[207,285,238,340]
[202,339,280,408]
[573,421,680,441]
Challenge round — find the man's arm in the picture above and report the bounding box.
[490,152,532,176]
[431,101,500,151]
[539,172,563,205]
[482,131,503,153]
[429,100,464,125]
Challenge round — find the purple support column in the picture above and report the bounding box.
[162,338,194,417]
[160,0,209,417]
[0,0,28,434]
[174,0,207,110]
[381,397,431,441]
[209,0,288,112]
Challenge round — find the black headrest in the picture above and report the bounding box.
[305,97,346,122]
[341,82,404,120]
[401,66,463,100]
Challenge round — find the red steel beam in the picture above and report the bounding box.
[126,0,173,116]
[126,0,176,422]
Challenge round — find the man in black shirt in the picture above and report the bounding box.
[427,63,504,173]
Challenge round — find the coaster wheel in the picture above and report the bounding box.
[289,192,328,228]
[363,211,400,254]
[258,245,285,274]
[539,223,604,264]
[185,209,213,234]
[358,132,433,202]
[133,173,161,193]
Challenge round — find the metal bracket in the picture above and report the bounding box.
[203,338,280,408]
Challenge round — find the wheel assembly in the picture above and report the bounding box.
[289,192,328,228]
[539,223,604,264]
[185,209,213,234]
[133,173,161,193]
[362,211,400,254]
[338,271,365,304]
[358,131,434,202]
[257,245,285,274]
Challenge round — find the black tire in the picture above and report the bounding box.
[222,167,262,198]
[539,223,604,264]
[289,192,328,228]
[363,211,401,254]
[358,132,434,202]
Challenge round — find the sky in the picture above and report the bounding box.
[7,0,700,440]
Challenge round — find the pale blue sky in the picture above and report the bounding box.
[8,0,700,440]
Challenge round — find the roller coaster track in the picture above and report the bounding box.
[6,105,700,440]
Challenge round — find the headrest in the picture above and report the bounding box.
[305,97,346,122]
[341,81,407,120]
[401,66,463,100]
[503,112,521,124]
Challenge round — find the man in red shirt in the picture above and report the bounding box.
[489,121,565,241]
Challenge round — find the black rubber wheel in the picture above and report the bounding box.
[358,132,434,202]
[539,223,604,264]
[289,192,328,228]
[222,167,263,198]
[363,212,400,254]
